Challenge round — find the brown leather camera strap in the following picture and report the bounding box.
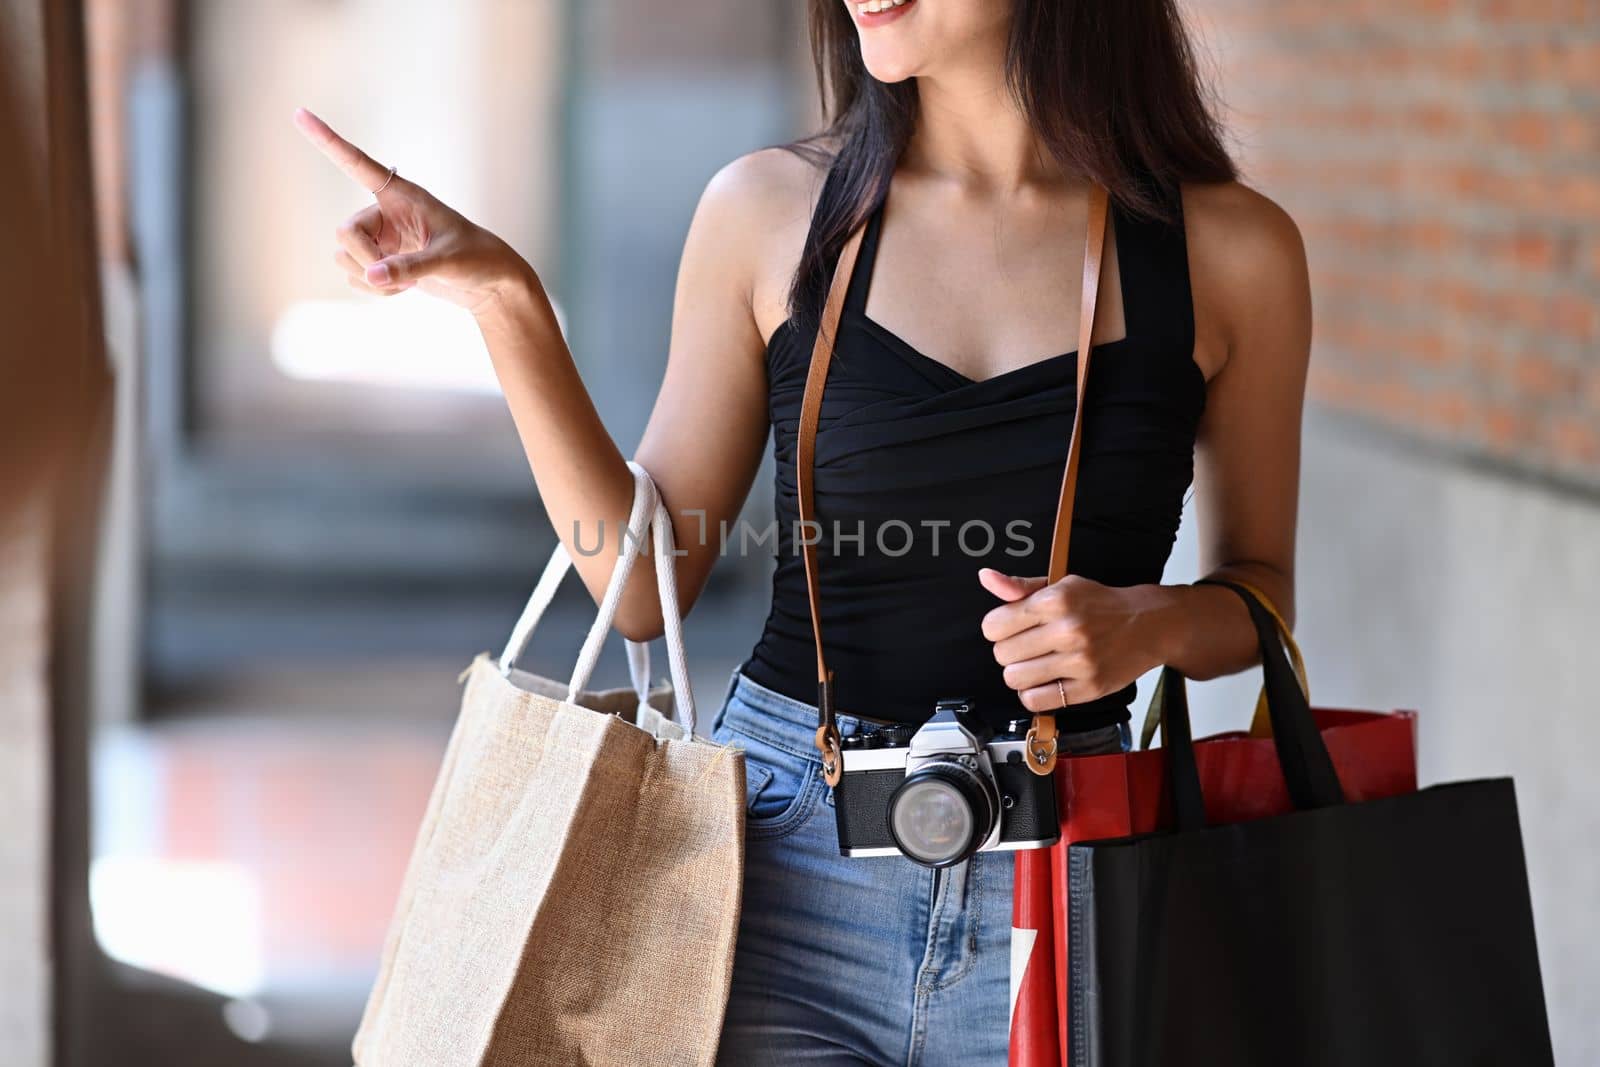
[797,183,1110,784]
[1031,182,1110,773]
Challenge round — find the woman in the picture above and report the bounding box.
[298,0,1310,1061]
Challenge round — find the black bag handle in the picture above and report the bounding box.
[1162,578,1346,831]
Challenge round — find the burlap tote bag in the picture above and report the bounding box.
[352,461,745,1066]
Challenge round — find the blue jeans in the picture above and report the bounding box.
[710,668,1130,1066]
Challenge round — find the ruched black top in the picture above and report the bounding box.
[740,181,1207,732]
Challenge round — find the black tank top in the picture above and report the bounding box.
[740,180,1207,732]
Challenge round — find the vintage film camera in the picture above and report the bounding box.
[832,700,1060,867]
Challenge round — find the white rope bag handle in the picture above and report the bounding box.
[497,461,696,734]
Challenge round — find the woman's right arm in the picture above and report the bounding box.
[297,109,816,640]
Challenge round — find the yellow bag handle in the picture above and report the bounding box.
[1138,577,1310,747]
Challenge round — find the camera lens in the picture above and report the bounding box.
[886,757,1000,868]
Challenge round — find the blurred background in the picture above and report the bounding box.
[3,0,1596,1064]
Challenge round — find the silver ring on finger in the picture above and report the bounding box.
[373,164,397,195]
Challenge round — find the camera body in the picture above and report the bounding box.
[833,700,1060,867]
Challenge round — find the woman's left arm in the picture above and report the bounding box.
[983,181,1313,711]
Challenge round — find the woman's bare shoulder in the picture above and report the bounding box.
[705,142,832,213]
[694,142,834,341]
[1182,180,1307,292]
[1179,179,1311,363]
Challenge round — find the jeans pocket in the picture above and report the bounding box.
[742,763,782,821]
[716,719,820,835]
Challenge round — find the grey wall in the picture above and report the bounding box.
[1165,409,1599,1063]
[0,519,50,1067]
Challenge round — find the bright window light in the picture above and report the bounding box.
[90,856,265,998]
[270,291,566,393]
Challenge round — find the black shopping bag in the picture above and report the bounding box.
[1066,581,1554,1067]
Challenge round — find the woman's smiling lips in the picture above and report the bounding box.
[854,0,917,28]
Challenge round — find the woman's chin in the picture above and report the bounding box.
[861,54,921,85]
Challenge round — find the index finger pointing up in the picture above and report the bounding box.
[293,107,393,195]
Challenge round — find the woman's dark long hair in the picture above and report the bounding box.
[784,0,1236,338]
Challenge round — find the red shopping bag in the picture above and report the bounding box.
[1008,579,1418,1066]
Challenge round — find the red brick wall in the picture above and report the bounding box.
[1190,0,1600,486]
